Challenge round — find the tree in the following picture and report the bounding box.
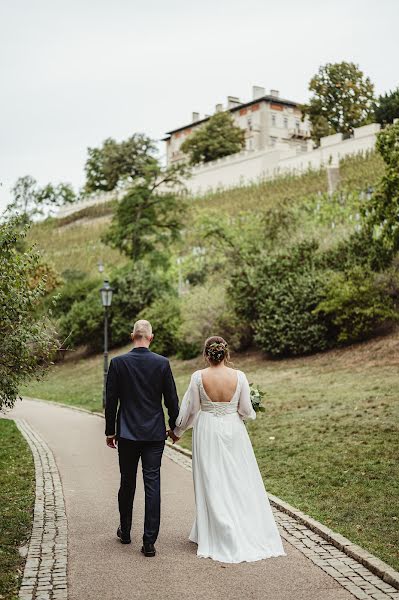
[366,121,399,255]
[103,164,188,263]
[6,176,76,222]
[374,87,399,126]
[36,182,76,212]
[0,217,58,409]
[180,111,246,165]
[84,134,157,194]
[302,62,375,144]
[7,176,40,222]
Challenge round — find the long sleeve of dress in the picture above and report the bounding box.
[238,371,256,421]
[173,372,201,438]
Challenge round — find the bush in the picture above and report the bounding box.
[319,227,393,272]
[51,278,100,319]
[58,289,104,351]
[314,267,399,344]
[58,263,170,352]
[177,283,251,359]
[231,241,330,357]
[137,293,181,356]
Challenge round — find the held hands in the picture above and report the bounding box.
[166,429,180,444]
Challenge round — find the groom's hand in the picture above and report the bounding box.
[167,429,180,444]
[106,435,117,449]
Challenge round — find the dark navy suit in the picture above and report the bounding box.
[105,347,179,543]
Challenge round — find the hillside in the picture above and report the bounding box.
[28,151,384,280]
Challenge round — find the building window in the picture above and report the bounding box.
[248,138,253,150]
[295,119,300,130]
[270,136,277,147]
[283,117,288,128]
[247,117,252,131]
[271,114,276,127]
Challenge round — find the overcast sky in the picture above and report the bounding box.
[1,0,398,211]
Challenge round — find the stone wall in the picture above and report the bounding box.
[55,123,381,219]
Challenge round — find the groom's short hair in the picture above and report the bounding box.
[132,319,153,340]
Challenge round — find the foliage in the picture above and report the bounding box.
[240,243,329,357]
[57,289,104,352]
[302,62,375,143]
[58,263,169,352]
[178,283,253,359]
[374,87,399,126]
[366,121,399,256]
[137,293,181,356]
[5,176,76,222]
[84,134,157,194]
[249,384,266,412]
[319,227,391,273]
[49,277,100,319]
[103,166,188,263]
[181,111,245,165]
[338,151,384,194]
[314,268,399,344]
[0,217,58,409]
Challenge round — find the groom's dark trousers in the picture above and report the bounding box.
[105,347,179,544]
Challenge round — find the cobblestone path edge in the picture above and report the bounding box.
[15,418,68,600]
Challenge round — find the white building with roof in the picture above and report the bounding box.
[163,86,312,165]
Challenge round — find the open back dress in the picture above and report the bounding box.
[173,369,286,563]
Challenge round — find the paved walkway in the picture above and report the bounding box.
[7,399,396,600]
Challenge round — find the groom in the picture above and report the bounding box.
[105,319,180,557]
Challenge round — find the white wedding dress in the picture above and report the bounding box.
[173,369,286,563]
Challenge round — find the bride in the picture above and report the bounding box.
[170,336,286,564]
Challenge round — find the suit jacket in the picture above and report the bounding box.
[105,347,180,441]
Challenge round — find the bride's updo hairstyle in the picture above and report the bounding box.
[203,336,231,366]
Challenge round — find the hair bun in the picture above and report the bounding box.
[206,341,228,362]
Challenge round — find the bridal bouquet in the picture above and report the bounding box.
[249,383,266,413]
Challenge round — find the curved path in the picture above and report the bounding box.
[9,399,361,600]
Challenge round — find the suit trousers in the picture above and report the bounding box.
[117,438,165,544]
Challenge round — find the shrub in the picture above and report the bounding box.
[230,241,330,357]
[314,267,399,344]
[137,293,181,356]
[50,278,100,319]
[58,263,170,352]
[178,283,252,359]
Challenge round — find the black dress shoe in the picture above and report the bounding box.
[117,526,131,544]
[141,542,156,557]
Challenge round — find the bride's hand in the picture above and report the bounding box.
[167,429,180,444]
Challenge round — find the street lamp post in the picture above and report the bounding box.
[100,280,113,409]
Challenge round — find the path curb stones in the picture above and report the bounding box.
[15,418,68,600]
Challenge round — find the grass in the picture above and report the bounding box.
[0,419,35,600]
[21,331,399,571]
[27,214,127,279]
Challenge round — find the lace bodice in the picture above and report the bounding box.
[174,369,256,437]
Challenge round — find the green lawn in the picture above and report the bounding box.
[0,420,35,600]
[21,331,399,570]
